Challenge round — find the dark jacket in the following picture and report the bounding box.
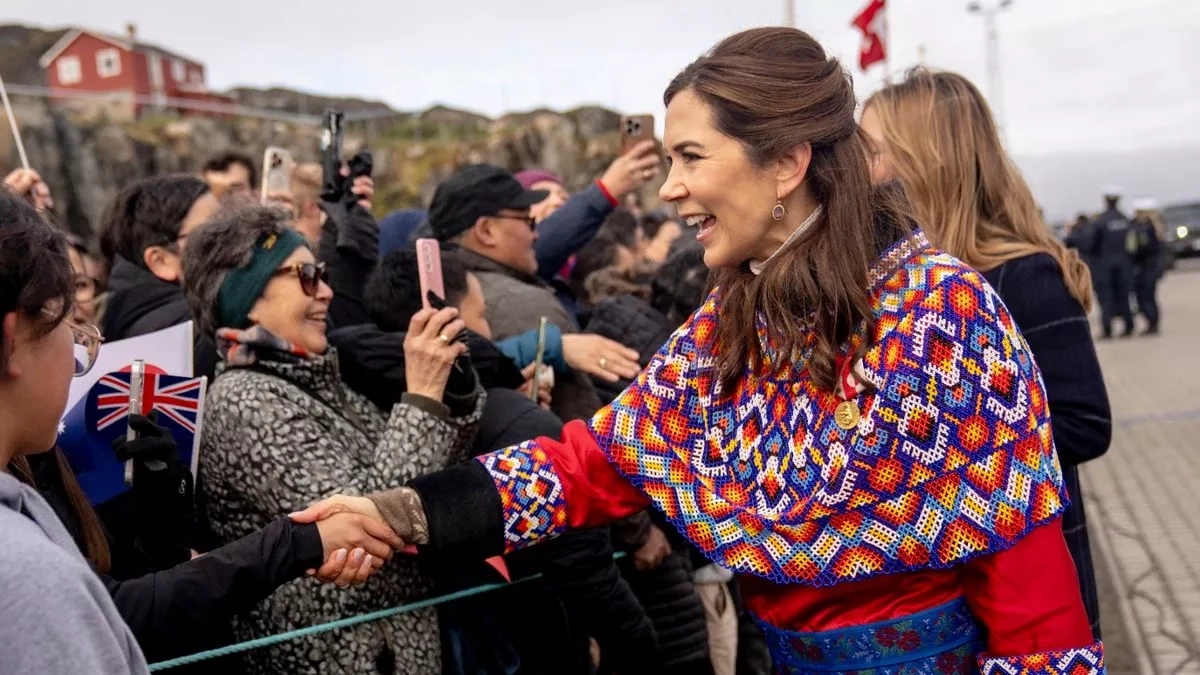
[1088,207,1135,261]
[983,252,1111,639]
[455,247,604,422]
[583,295,712,672]
[535,183,617,317]
[27,450,323,666]
[584,294,678,404]
[318,194,380,330]
[102,257,218,380]
[329,328,655,673]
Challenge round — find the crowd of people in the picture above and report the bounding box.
[1,25,1117,675]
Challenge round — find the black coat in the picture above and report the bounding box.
[583,294,678,404]
[27,451,322,667]
[102,257,218,380]
[583,295,712,672]
[983,253,1111,639]
[329,325,656,674]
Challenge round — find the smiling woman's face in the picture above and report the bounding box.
[246,246,333,353]
[658,89,779,269]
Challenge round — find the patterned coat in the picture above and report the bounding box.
[199,349,481,674]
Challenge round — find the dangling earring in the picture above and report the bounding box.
[772,201,786,221]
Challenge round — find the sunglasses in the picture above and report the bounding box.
[273,261,329,297]
[491,213,537,230]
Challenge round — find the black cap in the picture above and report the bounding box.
[427,165,548,241]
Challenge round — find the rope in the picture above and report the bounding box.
[147,552,628,671]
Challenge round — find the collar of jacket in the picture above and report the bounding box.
[455,247,550,290]
[220,346,345,408]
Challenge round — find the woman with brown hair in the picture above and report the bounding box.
[299,28,1105,672]
[861,68,1113,641]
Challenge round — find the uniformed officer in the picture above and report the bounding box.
[1088,186,1136,338]
[1129,197,1163,335]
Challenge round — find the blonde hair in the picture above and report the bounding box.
[290,162,323,210]
[866,68,1092,311]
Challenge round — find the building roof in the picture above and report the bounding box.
[38,27,204,69]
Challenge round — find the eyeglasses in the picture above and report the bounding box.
[69,321,104,377]
[273,261,329,297]
[491,213,537,230]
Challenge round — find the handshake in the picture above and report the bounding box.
[289,490,424,588]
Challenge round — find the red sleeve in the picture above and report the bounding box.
[964,517,1099,656]
[475,421,650,554]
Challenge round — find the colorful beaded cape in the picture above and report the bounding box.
[588,230,1067,586]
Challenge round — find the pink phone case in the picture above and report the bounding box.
[415,238,445,310]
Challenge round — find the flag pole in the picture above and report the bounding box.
[0,74,31,171]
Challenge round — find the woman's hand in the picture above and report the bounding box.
[309,511,403,587]
[562,334,641,382]
[516,363,553,409]
[404,307,468,401]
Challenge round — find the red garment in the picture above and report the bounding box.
[530,419,1093,658]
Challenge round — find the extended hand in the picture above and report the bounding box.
[562,334,641,382]
[310,511,402,587]
[516,363,553,409]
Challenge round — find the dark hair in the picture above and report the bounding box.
[98,174,210,268]
[202,151,258,188]
[638,210,672,240]
[569,231,627,303]
[664,27,910,393]
[600,208,641,249]
[650,242,709,325]
[180,204,295,336]
[365,247,471,332]
[0,189,74,371]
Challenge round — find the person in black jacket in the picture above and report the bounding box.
[17,446,398,664]
[863,68,1112,639]
[1088,189,1137,339]
[325,249,658,674]
[1129,198,1164,335]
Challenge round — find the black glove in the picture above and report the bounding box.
[111,412,195,564]
[318,151,378,261]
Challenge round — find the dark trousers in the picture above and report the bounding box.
[1095,259,1134,336]
[1134,265,1160,330]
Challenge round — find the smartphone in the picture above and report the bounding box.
[123,360,145,486]
[620,114,655,154]
[530,317,549,403]
[260,147,293,204]
[320,109,345,196]
[415,238,445,310]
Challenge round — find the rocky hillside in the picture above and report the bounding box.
[3,97,649,241]
[0,22,659,241]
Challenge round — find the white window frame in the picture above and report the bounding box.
[96,48,121,78]
[57,56,82,85]
[171,58,185,82]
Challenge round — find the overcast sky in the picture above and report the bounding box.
[5,1,1199,175]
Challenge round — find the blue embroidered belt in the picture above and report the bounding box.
[755,598,983,674]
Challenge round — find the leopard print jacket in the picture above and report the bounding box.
[199,348,481,674]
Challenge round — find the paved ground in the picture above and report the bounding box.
[1082,258,1200,674]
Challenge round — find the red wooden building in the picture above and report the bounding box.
[38,24,233,119]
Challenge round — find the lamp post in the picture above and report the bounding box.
[967,0,1013,136]
[784,0,795,27]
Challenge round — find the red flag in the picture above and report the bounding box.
[851,0,887,72]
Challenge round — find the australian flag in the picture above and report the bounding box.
[58,367,207,506]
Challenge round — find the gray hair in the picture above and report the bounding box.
[181,204,296,336]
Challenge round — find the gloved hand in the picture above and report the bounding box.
[111,412,195,564]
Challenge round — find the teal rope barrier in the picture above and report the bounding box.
[147,552,628,671]
[147,574,538,671]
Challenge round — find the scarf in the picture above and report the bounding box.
[215,325,314,367]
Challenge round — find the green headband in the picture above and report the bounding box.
[216,228,306,330]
